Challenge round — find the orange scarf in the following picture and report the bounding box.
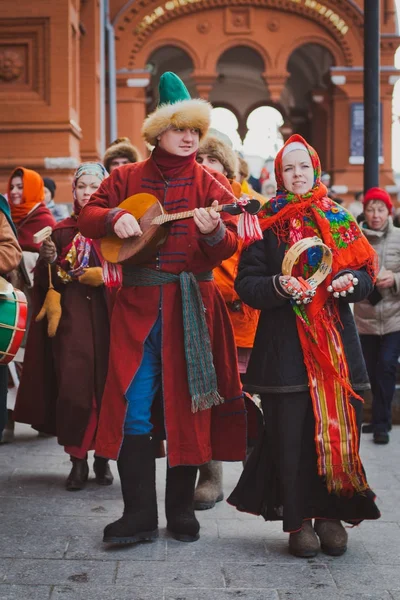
[8,167,45,224]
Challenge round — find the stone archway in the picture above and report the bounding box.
[112,0,399,196]
[283,42,335,165]
[145,45,195,112]
[114,0,362,70]
[210,45,267,141]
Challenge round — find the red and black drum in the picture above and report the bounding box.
[0,283,28,365]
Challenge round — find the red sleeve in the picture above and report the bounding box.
[78,166,130,239]
[198,170,238,265]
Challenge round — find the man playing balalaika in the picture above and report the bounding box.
[78,72,247,545]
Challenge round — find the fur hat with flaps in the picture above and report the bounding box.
[103,137,141,172]
[142,72,211,146]
[197,135,238,180]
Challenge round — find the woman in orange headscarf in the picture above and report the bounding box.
[227,135,380,559]
[2,168,56,443]
[8,167,56,252]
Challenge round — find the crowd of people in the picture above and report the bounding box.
[1,70,399,559]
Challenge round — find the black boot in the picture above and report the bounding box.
[93,456,114,486]
[66,456,89,491]
[166,465,200,542]
[103,434,158,545]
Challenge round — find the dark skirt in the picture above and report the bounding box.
[227,391,381,532]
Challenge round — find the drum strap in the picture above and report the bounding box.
[122,267,223,413]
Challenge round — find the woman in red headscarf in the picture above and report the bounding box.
[227,135,380,558]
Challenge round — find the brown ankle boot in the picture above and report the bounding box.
[66,456,89,491]
[194,461,223,510]
[289,520,320,558]
[314,519,348,556]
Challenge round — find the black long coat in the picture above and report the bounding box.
[235,229,373,394]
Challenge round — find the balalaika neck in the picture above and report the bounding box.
[151,205,226,226]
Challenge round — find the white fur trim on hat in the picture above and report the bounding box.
[142,98,212,146]
[282,142,308,158]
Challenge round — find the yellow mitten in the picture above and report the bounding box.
[35,288,62,338]
[78,267,104,287]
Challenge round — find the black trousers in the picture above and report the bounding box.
[360,331,400,433]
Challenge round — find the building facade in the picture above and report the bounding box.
[0,0,399,202]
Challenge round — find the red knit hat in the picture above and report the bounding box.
[363,187,393,213]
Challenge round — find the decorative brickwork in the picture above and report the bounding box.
[0,18,50,103]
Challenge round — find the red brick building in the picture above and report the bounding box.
[0,0,399,202]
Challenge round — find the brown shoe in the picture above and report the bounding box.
[289,520,320,558]
[289,521,319,558]
[314,519,348,556]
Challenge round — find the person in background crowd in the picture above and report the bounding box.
[248,174,261,194]
[103,137,141,173]
[228,134,380,558]
[321,171,331,190]
[78,72,247,546]
[348,191,364,220]
[261,180,276,200]
[237,156,250,193]
[195,134,262,510]
[392,206,400,228]
[237,157,266,201]
[43,177,70,222]
[2,168,56,443]
[354,187,400,445]
[259,160,270,191]
[14,163,113,490]
[8,168,56,256]
[0,193,22,443]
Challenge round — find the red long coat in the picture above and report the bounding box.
[13,219,110,446]
[78,154,247,466]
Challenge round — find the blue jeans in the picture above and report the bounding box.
[124,315,162,435]
[360,331,400,433]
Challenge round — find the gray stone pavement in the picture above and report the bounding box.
[0,423,400,600]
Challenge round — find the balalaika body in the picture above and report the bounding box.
[100,193,260,266]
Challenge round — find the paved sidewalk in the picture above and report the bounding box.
[0,423,399,600]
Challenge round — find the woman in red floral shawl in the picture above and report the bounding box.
[228,135,380,558]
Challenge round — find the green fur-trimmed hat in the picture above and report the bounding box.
[197,135,238,181]
[142,72,211,146]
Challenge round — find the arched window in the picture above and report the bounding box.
[241,106,284,178]
[210,107,242,151]
[145,46,194,113]
[243,106,284,158]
